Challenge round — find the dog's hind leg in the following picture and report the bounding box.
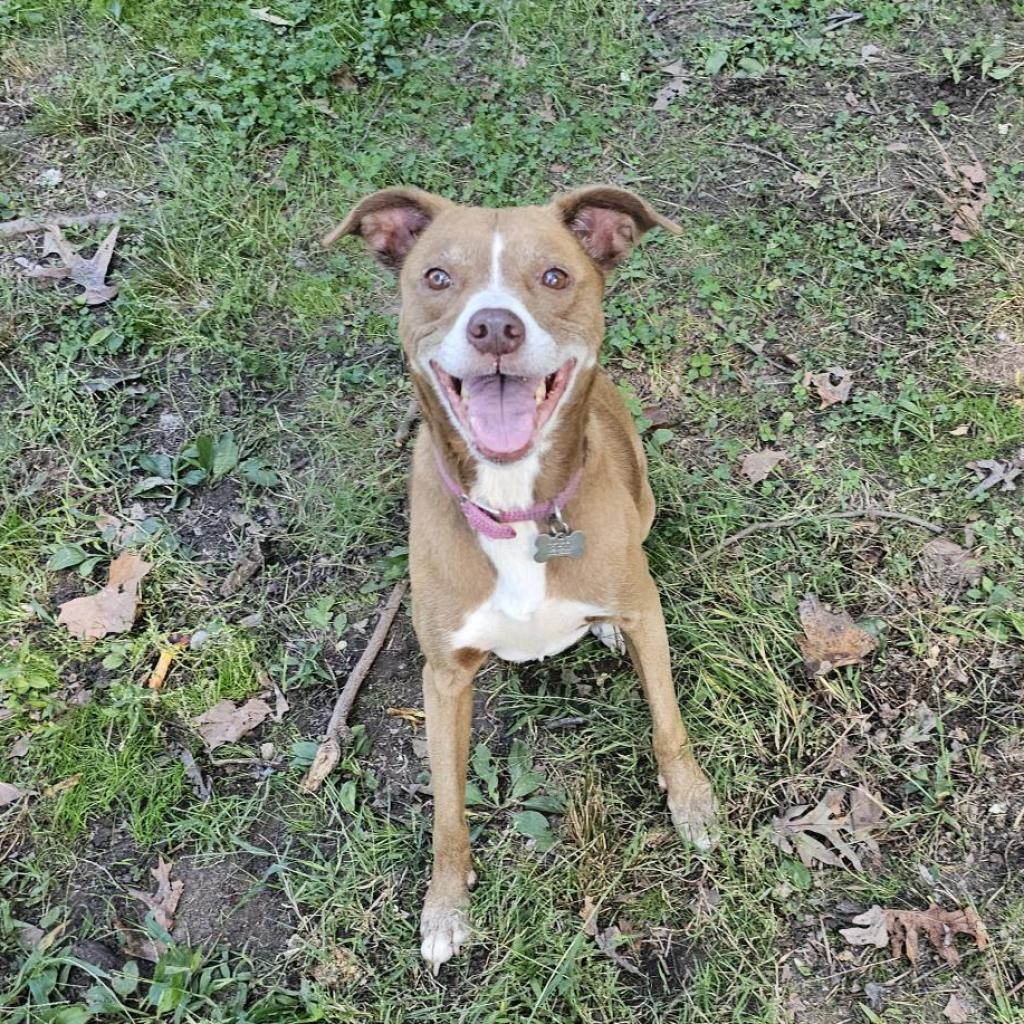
[621,580,718,850]
[419,655,482,973]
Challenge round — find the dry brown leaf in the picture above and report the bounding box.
[740,449,786,483]
[840,905,889,948]
[122,856,184,962]
[841,904,987,966]
[0,781,25,807]
[386,706,425,730]
[949,423,970,436]
[920,538,982,594]
[948,161,992,242]
[57,551,152,640]
[192,698,272,750]
[943,994,971,1023]
[17,225,120,304]
[42,773,81,797]
[966,451,1024,498]
[770,787,882,871]
[797,594,878,676]
[10,734,31,758]
[804,367,853,408]
[578,897,642,975]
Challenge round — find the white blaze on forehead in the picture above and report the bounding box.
[490,231,503,288]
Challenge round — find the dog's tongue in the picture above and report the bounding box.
[464,374,540,456]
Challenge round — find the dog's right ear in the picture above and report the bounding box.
[322,187,453,269]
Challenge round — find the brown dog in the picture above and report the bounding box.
[328,185,717,973]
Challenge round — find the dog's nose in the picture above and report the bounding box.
[466,307,525,355]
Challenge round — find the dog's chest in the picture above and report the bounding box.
[449,458,603,663]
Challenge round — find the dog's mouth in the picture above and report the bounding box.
[431,359,575,462]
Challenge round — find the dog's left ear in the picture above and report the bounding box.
[322,186,454,269]
[550,185,681,271]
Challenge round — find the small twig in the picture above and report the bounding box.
[701,507,946,559]
[394,397,419,448]
[0,211,121,240]
[300,579,408,793]
[718,140,801,173]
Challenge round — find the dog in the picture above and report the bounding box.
[326,185,718,973]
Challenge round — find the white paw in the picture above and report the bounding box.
[590,622,626,655]
[420,907,470,974]
[667,781,719,852]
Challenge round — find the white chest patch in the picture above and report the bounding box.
[450,455,604,663]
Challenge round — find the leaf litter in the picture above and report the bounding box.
[965,449,1023,498]
[16,224,121,305]
[57,551,152,640]
[797,595,878,676]
[118,857,184,962]
[192,698,272,750]
[803,367,853,408]
[840,904,987,966]
[580,896,643,976]
[920,538,982,594]
[770,786,885,871]
[740,449,786,483]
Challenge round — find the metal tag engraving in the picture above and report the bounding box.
[534,530,586,562]
[534,510,586,562]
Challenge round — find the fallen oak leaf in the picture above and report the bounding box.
[578,897,643,976]
[966,451,1024,498]
[192,698,272,750]
[840,904,987,966]
[797,594,878,676]
[740,449,786,484]
[840,904,888,949]
[804,367,853,408]
[57,551,152,640]
[122,856,184,962]
[770,788,866,871]
[17,224,120,305]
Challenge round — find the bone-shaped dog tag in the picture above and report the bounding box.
[534,529,586,562]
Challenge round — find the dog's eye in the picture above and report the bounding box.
[424,268,452,290]
[541,267,570,290]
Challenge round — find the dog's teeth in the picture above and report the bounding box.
[534,381,546,404]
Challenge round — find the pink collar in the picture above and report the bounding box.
[433,449,584,541]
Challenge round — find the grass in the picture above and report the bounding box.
[1,0,1023,1020]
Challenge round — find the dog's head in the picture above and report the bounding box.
[328,186,679,464]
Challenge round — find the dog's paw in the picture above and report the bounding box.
[420,906,470,975]
[590,622,626,656]
[660,772,719,851]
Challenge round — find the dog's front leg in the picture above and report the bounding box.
[420,658,479,973]
[621,580,718,850]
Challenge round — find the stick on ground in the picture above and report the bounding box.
[701,507,946,560]
[300,579,409,793]
[0,211,121,240]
